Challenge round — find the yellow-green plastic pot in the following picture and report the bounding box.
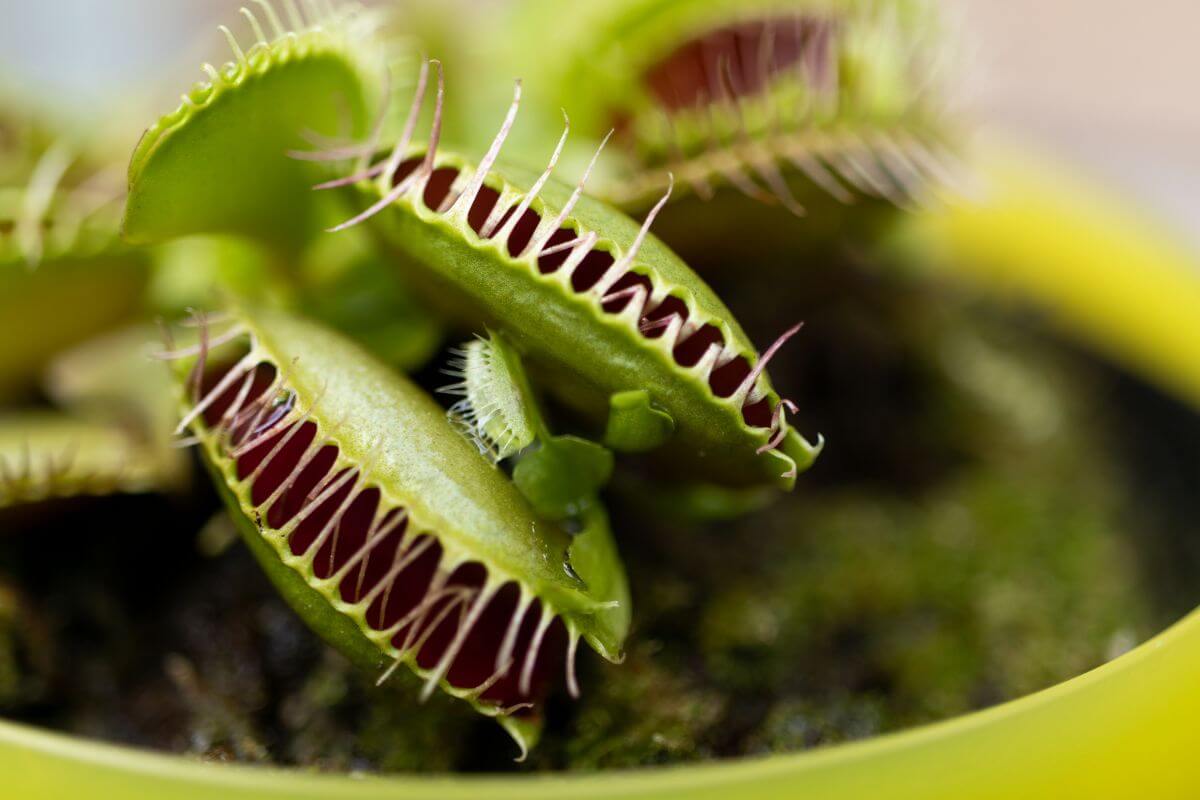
[3,137,1199,798]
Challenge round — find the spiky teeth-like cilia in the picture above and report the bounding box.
[0,412,166,508]
[1,141,125,266]
[1,144,147,399]
[164,306,629,756]
[498,0,955,214]
[441,332,539,463]
[441,330,617,521]
[322,63,822,488]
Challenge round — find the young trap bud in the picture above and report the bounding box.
[321,63,823,488]
[163,306,629,756]
[441,330,616,521]
[441,331,540,464]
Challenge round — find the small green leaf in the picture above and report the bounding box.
[566,504,630,661]
[513,435,614,520]
[604,389,675,452]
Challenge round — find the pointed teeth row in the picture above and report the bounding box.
[641,6,937,130]
[625,5,951,209]
[444,396,521,463]
[222,0,366,61]
[514,181,791,431]
[173,0,376,124]
[438,338,530,463]
[0,440,127,504]
[0,445,75,493]
[172,319,581,711]
[643,14,842,117]
[628,123,957,212]
[323,64,795,436]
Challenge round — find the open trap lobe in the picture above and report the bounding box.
[178,334,577,716]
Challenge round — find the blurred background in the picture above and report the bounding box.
[3,0,1199,241]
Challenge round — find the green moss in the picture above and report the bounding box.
[542,297,1151,767]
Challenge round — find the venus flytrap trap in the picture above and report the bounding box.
[484,0,955,264]
[322,65,822,488]
[163,306,629,756]
[122,1,445,373]
[122,1,388,248]
[0,140,148,400]
[0,412,167,509]
[607,0,951,208]
[442,333,540,463]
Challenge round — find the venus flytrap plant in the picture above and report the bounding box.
[163,306,629,756]
[324,65,823,488]
[117,1,822,489]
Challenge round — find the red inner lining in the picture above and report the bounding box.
[643,16,836,113]
[369,149,782,429]
[195,358,563,711]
